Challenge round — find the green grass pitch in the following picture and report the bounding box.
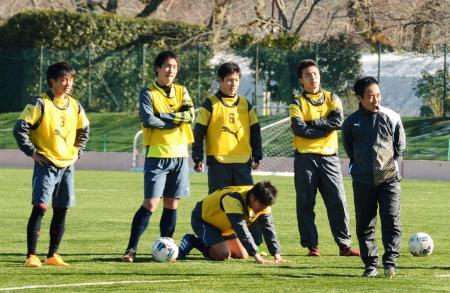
[0,168,448,292]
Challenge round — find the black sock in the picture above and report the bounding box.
[126,206,152,251]
[160,208,177,238]
[48,207,68,258]
[27,206,46,257]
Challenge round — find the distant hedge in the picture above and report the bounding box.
[0,10,208,49]
[0,10,213,113]
[0,10,361,114]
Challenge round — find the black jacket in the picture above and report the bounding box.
[342,105,406,185]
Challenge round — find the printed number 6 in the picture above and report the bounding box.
[229,113,235,124]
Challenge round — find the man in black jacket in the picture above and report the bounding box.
[342,76,406,278]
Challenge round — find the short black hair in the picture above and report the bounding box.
[46,61,75,87]
[154,50,180,76]
[250,181,278,206]
[297,59,318,78]
[353,76,379,97]
[218,62,241,80]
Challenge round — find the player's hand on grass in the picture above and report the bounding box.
[32,152,51,166]
[194,161,204,172]
[254,253,273,264]
[273,254,289,263]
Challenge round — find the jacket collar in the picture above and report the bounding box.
[45,90,70,110]
[216,90,240,107]
[152,82,175,98]
[301,90,324,106]
[358,103,380,115]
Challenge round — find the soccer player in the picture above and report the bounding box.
[192,61,263,245]
[13,61,90,267]
[342,76,405,278]
[177,181,287,264]
[289,59,359,257]
[122,50,194,262]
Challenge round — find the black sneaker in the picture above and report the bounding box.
[121,248,136,262]
[362,267,379,277]
[178,234,195,260]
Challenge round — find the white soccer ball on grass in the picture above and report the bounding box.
[151,237,179,262]
[408,232,434,257]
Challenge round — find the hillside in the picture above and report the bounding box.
[1,112,448,160]
[401,117,450,160]
[0,112,141,153]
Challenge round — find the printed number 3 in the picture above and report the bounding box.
[59,116,65,127]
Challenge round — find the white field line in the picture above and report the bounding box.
[18,188,128,192]
[0,279,191,291]
[252,171,294,177]
[436,274,450,277]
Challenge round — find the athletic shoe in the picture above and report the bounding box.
[339,246,360,256]
[45,254,69,266]
[25,254,42,267]
[384,267,397,278]
[362,267,379,277]
[121,248,136,263]
[307,246,320,257]
[178,234,195,260]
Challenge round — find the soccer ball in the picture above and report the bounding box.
[151,237,179,262]
[408,232,434,257]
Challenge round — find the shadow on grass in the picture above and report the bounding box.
[2,252,448,274]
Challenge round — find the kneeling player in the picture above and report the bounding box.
[178,181,287,264]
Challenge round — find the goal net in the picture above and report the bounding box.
[131,106,295,175]
[255,106,294,176]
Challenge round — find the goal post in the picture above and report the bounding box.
[131,130,144,171]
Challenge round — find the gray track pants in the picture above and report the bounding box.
[294,153,352,248]
[352,178,401,269]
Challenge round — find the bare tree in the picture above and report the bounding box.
[347,0,394,49]
[250,0,283,35]
[106,0,118,13]
[30,0,39,8]
[1,0,448,51]
[209,0,232,49]
[274,0,289,30]
[293,0,322,34]
[255,0,266,20]
[255,0,324,35]
[321,3,348,41]
[347,0,449,50]
[72,0,122,13]
[410,0,448,52]
[136,0,165,17]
